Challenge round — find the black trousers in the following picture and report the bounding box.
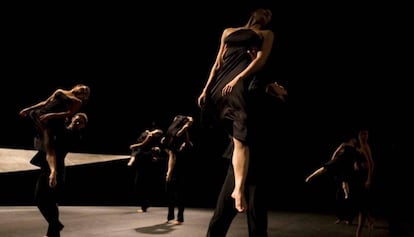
[133,168,151,211]
[34,167,64,237]
[334,180,355,222]
[206,163,268,237]
[165,176,185,222]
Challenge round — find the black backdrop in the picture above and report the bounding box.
[1,1,411,215]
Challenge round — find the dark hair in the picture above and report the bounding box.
[245,8,272,28]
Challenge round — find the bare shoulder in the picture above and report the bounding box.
[51,89,66,98]
[223,27,241,37]
[260,29,274,39]
[54,89,65,94]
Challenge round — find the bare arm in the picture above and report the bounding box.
[129,132,152,150]
[221,30,274,95]
[239,30,274,78]
[197,29,229,107]
[305,167,327,183]
[128,130,155,166]
[176,116,194,137]
[166,149,176,182]
[362,145,375,188]
[39,92,83,124]
[45,149,58,188]
[19,90,61,117]
[342,181,350,199]
[330,143,344,160]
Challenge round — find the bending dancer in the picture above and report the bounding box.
[128,128,164,213]
[197,8,274,237]
[162,114,194,225]
[306,136,358,225]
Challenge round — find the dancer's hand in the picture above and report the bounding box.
[166,172,172,182]
[231,189,247,212]
[222,79,237,96]
[19,108,30,118]
[49,171,57,188]
[197,91,207,108]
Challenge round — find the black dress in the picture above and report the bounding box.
[204,28,263,146]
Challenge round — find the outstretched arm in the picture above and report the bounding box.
[305,167,327,183]
[19,90,60,117]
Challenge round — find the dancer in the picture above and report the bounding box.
[128,128,164,213]
[197,7,274,236]
[30,112,88,237]
[354,128,375,236]
[306,136,358,225]
[162,114,194,225]
[19,83,90,188]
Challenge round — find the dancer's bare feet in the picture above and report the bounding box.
[137,209,146,213]
[173,220,182,225]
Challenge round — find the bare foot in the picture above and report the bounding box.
[173,220,183,225]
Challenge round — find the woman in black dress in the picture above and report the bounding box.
[197,8,274,237]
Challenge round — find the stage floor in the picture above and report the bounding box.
[0,148,128,173]
[0,206,392,237]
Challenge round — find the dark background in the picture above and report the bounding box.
[1,1,411,217]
